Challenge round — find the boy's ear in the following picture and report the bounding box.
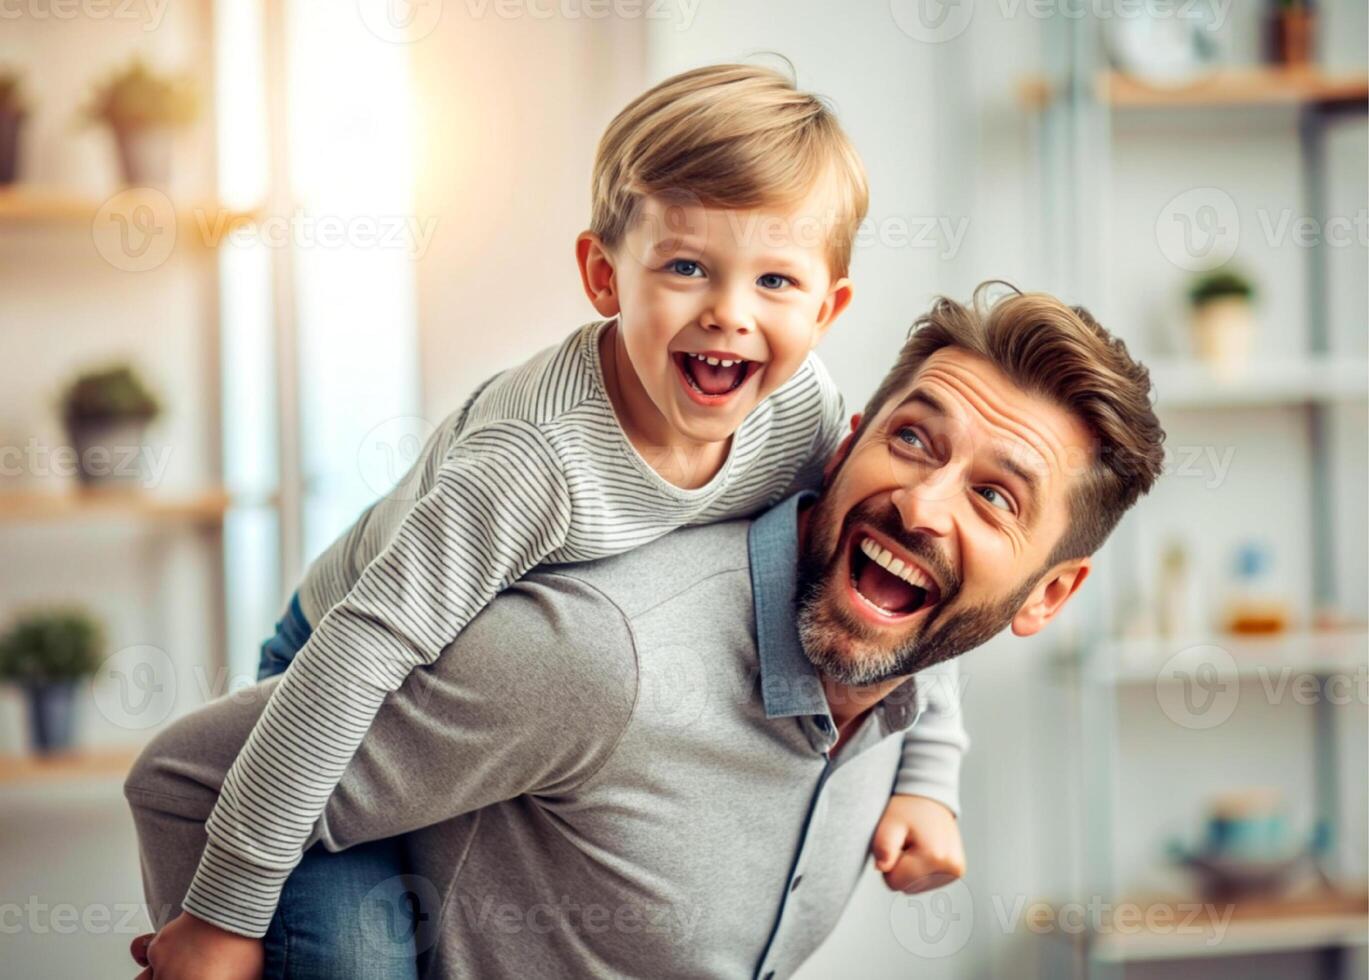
[576,232,621,318]
[1010,559,1091,638]
[811,276,854,347]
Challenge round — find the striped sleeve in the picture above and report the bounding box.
[183,421,573,937]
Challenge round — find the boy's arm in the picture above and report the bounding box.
[184,421,574,938]
[870,662,970,893]
[894,659,970,817]
[124,571,637,926]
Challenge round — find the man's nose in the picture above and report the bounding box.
[890,470,958,539]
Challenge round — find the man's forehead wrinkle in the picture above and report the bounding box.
[911,363,1057,479]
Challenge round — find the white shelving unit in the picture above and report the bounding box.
[1027,15,1369,980]
[0,3,270,780]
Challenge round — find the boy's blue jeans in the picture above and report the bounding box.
[254,593,419,980]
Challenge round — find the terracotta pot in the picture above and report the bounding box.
[113,124,174,187]
[1191,297,1253,380]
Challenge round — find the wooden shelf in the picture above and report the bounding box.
[0,488,233,525]
[1068,628,1369,686]
[1146,356,1369,409]
[0,747,141,786]
[1062,891,1369,962]
[0,186,259,246]
[1020,67,1369,110]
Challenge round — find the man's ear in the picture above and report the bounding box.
[810,276,855,347]
[821,412,863,484]
[1011,558,1091,638]
[576,232,620,318]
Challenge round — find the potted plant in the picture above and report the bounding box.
[0,609,103,754]
[60,365,162,486]
[1188,269,1255,380]
[84,60,198,187]
[0,67,25,185]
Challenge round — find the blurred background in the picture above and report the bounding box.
[0,1,1366,977]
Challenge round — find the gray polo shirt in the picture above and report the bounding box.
[126,491,968,978]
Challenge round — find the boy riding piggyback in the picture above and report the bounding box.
[138,64,969,978]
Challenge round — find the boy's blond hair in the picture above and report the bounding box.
[590,63,870,278]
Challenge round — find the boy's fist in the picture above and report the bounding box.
[129,911,264,980]
[871,793,966,893]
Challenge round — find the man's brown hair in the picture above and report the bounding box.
[855,282,1166,570]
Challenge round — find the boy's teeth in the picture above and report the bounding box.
[689,352,745,368]
[858,536,934,590]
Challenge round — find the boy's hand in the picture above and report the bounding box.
[130,912,264,980]
[871,793,966,893]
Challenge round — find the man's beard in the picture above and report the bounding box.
[795,493,1040,686]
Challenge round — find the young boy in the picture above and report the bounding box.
[140,63,968,975]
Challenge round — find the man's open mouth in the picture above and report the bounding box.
[847,531,942,620]
[673,351,758,400]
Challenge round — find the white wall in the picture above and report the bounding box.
[410,7,646,421]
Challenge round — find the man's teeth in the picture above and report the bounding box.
[859,536,935,591]
[689,352,746,368]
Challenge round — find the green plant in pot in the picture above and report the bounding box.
[60,365,162,486]
[0,609,103,754]
[1188,269,1255,381]
[84,60,199,187]
[0,68,26,186]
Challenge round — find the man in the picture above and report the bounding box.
[125,285,1165,978]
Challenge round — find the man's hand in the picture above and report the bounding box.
[871,793,966,893]
[129,911,264,980]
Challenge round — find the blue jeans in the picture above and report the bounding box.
[256,594,420,980]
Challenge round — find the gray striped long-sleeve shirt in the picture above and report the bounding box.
[185,317,853,936]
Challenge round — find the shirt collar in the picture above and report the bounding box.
[747,491,922,733]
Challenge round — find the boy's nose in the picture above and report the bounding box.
[701,288,755,336]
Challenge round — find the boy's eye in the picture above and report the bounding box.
[757,273,791,290]
[669,259,704,278]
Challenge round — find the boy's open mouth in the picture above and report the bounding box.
[673,351,757,402]
[847,530,942,620]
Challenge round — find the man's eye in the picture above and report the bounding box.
[976,486,1014,513]
[670,259,703,277]
[896,427,928,451]
[757,273,791,290]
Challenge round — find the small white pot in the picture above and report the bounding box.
[1191,297,1253,381]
